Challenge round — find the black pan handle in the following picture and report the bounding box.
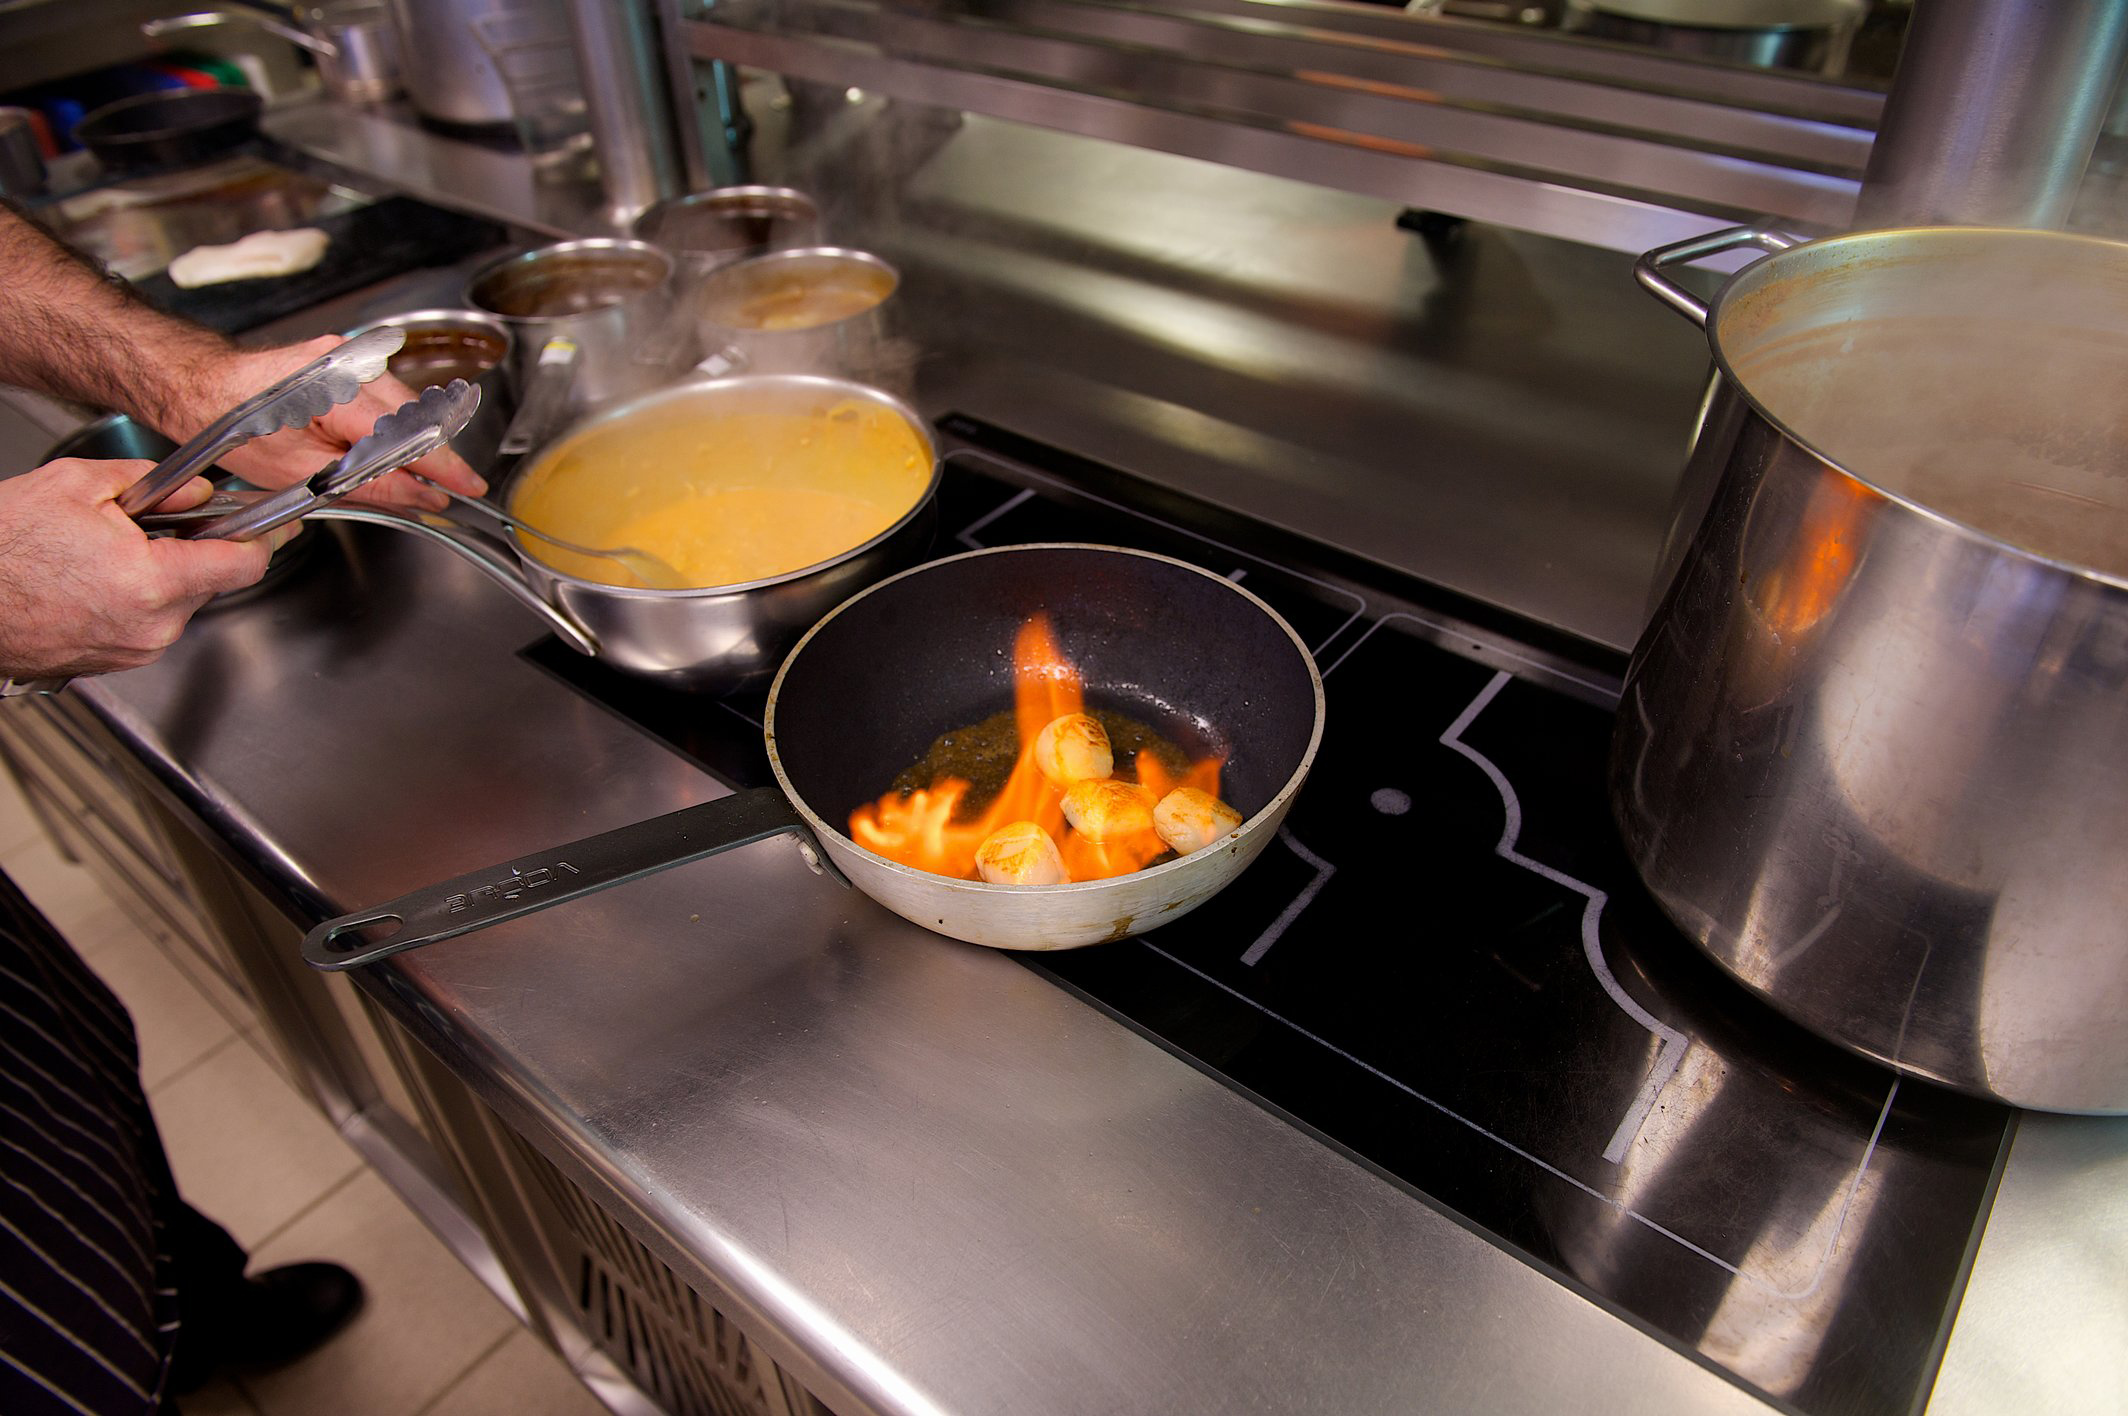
[301,788,845,971]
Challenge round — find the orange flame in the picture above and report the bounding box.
[848,615,1221,882]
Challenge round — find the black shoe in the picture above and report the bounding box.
[212,1262,366,1372]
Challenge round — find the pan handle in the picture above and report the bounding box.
[301,788,848,971]
[146,493,601,656]
[1634,226,1803,327]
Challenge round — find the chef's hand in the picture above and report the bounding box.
[0,459,294,680]
[176,336,488,513]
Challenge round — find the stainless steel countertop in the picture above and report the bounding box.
[5,102,2121,1415]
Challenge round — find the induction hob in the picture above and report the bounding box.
[524,414,2014,1416]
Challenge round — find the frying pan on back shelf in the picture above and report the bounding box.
[302,544,1327,969]
[74,88,265,172]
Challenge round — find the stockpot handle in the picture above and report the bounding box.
[300,787,850,970]
[1635,227,1804,327]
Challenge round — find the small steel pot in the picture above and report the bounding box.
[630,185,823,281]
[305,3,403,104]
[464,238,678,454]
[303,375,939,694]
[340,309,514,476]
[1615,224,2128,1114]
[626,188,825,374]
[142,5,402,104]
[694,246,899,383]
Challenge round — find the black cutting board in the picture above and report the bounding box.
[132,195,509,335]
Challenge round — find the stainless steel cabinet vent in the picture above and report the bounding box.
[504,1131,822,1416]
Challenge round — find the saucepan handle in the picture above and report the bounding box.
[140,494,603,657]
[301,787,849,970]
[1634,226,1804,327]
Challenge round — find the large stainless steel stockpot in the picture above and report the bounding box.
[1614,225,2128,1114]
[386,0,552,129]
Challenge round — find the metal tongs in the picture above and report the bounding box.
[148,378,483,541]
[115,326,408,517]
[1,354,480,697]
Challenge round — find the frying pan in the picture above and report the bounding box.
[302,544,1326,969]
[74,88,264,171]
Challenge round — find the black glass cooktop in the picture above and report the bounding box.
[524,414,2014,1416]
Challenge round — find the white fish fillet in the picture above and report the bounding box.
[167,228,331,289]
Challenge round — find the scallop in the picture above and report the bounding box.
[1033,713,1114,787]
[1060,779,1155,842]
[1153,787,1243,856]
[975,821,1068,885]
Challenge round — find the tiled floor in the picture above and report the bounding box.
[0,772,612,1416]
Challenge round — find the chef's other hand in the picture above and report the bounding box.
[177,336,487,513]
[0,459,294,680]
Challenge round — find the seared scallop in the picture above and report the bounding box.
[1153,787,1243,855]
[1060,779,1155,842]
[1033,713,1114,787]
[975,821,1068,885]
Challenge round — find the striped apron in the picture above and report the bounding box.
[1,873,188,1414]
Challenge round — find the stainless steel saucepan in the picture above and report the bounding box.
[291,374,941,693]
[300,544,1326,969]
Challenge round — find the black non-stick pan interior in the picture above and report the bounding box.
[770,545,1320,827]
[74,88,264,171]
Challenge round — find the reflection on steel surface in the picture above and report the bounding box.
[1437,666,1689,1163]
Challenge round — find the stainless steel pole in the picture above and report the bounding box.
[1854,0,2128,228]
[566,0,687,226]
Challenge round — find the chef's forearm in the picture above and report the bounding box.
[0,200,233,435]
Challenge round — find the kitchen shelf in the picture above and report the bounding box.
[678,0,1883,252]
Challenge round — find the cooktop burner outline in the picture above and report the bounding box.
[1195,639,1910,1304]
[1440,668,1690,1164]
[942,449,1369,658]
[952,483,1036,548]
[1235,828,1334,966]
[1143,927,1902,1308]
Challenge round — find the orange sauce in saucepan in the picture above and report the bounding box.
[506,388,930,588]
